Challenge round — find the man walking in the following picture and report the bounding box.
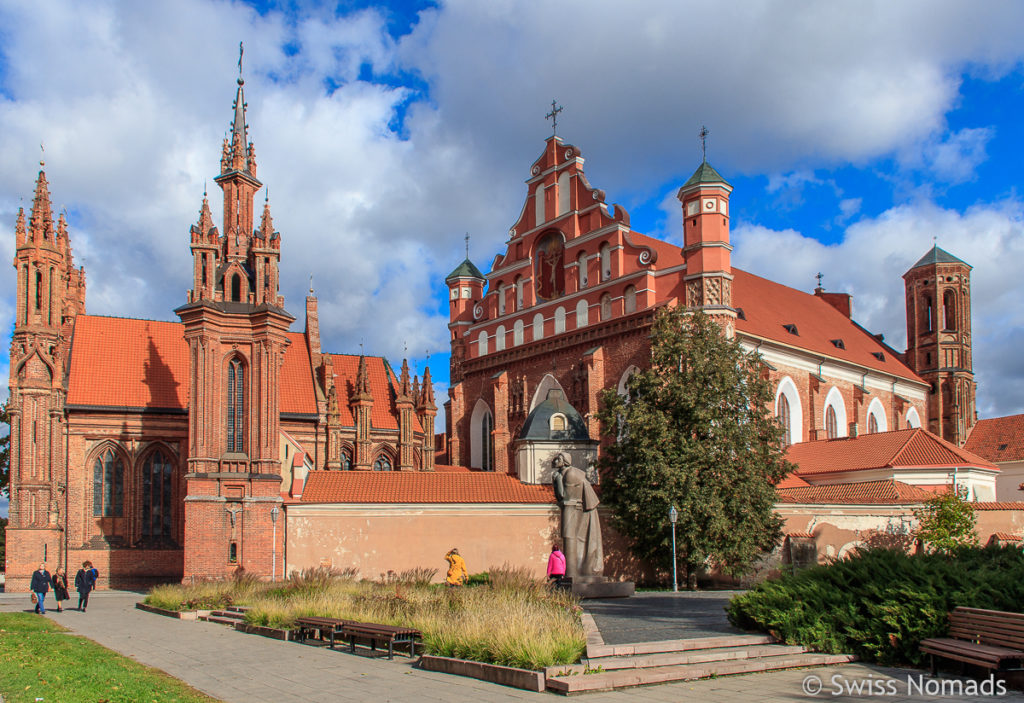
[31,563,51,614]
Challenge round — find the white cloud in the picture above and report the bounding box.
[733,199,1024,417]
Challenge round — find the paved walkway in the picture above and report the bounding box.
[586,590,745,644]
[2,591,1022,702]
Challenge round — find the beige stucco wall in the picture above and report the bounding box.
[995,460,1024,502]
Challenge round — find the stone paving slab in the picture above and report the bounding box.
[583,590,746,645]
[2,591,1023,701]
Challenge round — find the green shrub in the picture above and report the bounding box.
[727,545,1024,665]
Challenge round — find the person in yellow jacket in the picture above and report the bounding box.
[445,548,469,586]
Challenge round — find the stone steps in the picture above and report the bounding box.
[546,651,856,694]
[200,609,247,625]
[547,643,808,675]
[585,633,774,659]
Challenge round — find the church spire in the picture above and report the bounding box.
[29,168,55,241]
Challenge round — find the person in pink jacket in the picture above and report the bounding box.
[547,544,566,582]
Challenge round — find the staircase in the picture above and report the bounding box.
[199,605,249,626]
[545,633,855,694]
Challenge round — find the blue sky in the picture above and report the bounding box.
[1,1,1024,517]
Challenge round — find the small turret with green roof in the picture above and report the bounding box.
[681,160,730,189]
[445,257,485,283]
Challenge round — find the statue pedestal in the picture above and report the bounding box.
[571,575,635,599]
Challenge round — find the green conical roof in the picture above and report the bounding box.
[445,258,485,283]
[909,245,970,271]
[681,160,730,189]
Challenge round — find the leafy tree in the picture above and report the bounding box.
[597,308,792,588]
[913,487,978,554]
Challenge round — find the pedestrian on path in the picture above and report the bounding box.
[444,548,468,587]
[547,544,566,583]
[51,567,70,612]
[75,561,97,612]
[30,563,51,614]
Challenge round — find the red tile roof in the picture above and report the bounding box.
[990,532,1022,542]
[965,414,1024,463]
[974,502,1024,511]
[778,479,935,505]
[68,316,189,408]
[731,269,921,381]
[326,354,423,433]
[67,315,316,414]
[785,428,997,476]
[300,470,556,504]
[777,473,810,488]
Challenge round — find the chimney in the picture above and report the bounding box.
[815,290,853,318]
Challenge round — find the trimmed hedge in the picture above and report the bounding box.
[727,546,1024,665]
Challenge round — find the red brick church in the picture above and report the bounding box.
[4,71,438,591]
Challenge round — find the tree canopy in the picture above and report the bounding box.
[913,487,978,554]
[597,308,792,587]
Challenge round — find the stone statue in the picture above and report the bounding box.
[552,451,603,578]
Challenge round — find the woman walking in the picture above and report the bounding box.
[51,567,70,613]
[444,548,469,587]
[75,561,96,612]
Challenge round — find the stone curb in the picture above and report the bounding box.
[417,654,546,692]
[134,602,211,620]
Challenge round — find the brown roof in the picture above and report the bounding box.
[990,532,1022,542]
[974,502,1024,511]
[965,414,1024,463]
[300,470,556,504]
[67,315,315,414]
[732,268,921,381]
[778,479,935,505]
[786,428,997,476]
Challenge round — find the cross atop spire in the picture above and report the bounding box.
[546,100,563,137]
[465,232,470,259]
[699,125,709,162]
[815,271,824,293]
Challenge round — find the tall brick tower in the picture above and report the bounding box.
[445,254,484,466]
[6,161,87,588]
[175,61,292,580]
[903,245,976,446]
[676,157,736,336]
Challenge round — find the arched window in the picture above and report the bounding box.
[471,400,495,471]
[868,414,878,434]
[341,447,352,470]
[227,357,245,453]
[48,267,54,325]
[495,325,506,351]
[201,253,208,286]
[577,252,588,289]
[515,276,524,311]
[600,243,611,281]
[924,294,933,333]
[35,269,42,310]
[498,284,506,315]
[231,273,242,302]
[92,447,124,517]
[534,184,546,226]
[513,319,524,346]
[557,171,571,215]
[373,453,393,471]
[575,299,589,328]
[141,449,174,539]
[866,398,887,434]
[943,290,957,331]
[477,331,488,356]
[533,313,544,341]
[825,406,838,439]
[624,285,637,314]
[777,394,792,447]
[554,307,566,334]
[906,407,921,429]
[600,293,612,320]
[550,413,568,439]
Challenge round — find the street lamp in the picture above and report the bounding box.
[270,506,280,582]
[668,505,679,593]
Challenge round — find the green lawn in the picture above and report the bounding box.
[0,613,218,703]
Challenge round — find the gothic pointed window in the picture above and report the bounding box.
[373,453,393,471]
[227,358,245,453]
[481,410,494,471]
[943,290,957,331]
[201,254,208,286]
[142,449,174,539]
[868,413,879,434]
[35,269,42,311]
[924,295,934,333]
[777,394,792,447]
[341,447,352,470]
[92,447,125,517]
[231,274,242,302]
[825,405,838,439]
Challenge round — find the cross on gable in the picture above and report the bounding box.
[546,100,563,137]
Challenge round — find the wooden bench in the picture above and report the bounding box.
[293,616,351,649]
[339,622,422,660]
[921,607,1024,676]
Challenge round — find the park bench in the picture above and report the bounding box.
[339,621,422,660]
[293,616,351,649]
[921,607,1024,676]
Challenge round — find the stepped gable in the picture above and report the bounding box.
[731,268,919,380]
[965,413,1024,463]
[67,316,314,413]
[786,427,996,477]
[327,353,424,432]
[300,470,556,503]
[777,478,935,505]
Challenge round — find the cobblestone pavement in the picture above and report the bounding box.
[1,591,1021,702]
